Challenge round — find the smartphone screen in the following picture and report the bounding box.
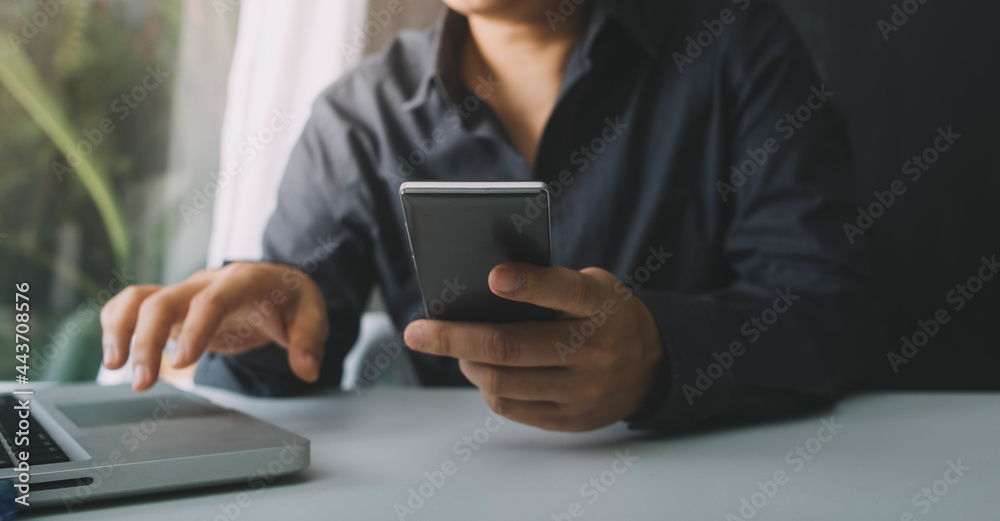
[400,181,553,323]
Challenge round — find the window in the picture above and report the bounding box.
[1,0,236,382]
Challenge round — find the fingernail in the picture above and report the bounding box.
[404,323,424,351]
[492,267,524,293]
[133,363,152,390]
[172,340,187,368]
[305,353,322,377]
[102,335,116,366]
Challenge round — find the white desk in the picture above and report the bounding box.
[20,388,1000,520]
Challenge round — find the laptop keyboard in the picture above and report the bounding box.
[0,394,70,468]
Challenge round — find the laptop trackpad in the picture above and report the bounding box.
[59,395,223,429]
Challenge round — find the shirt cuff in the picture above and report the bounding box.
[624,289,737,432]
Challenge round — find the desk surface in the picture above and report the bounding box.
[21,388,1000,520]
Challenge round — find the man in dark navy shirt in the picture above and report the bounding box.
[101,0,881,432]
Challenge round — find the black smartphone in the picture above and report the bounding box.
[399,181,553,323]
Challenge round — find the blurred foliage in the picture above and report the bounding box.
[0,0,180,379]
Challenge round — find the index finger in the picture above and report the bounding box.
[405,319,571,367]
[488,263,610,317]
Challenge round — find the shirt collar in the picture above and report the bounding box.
[401,8,465,111]
[402,0,671,111]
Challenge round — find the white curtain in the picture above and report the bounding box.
[207,0,367,266]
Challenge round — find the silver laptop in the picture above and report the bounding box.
[0,382,309,510]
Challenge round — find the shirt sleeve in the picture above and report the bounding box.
[627,2,885,431]
[194,90,380,397]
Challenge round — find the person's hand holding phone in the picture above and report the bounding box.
[403,263,663,432]
[100,262,329,391]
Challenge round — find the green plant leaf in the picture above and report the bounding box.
[0,43,131,267]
